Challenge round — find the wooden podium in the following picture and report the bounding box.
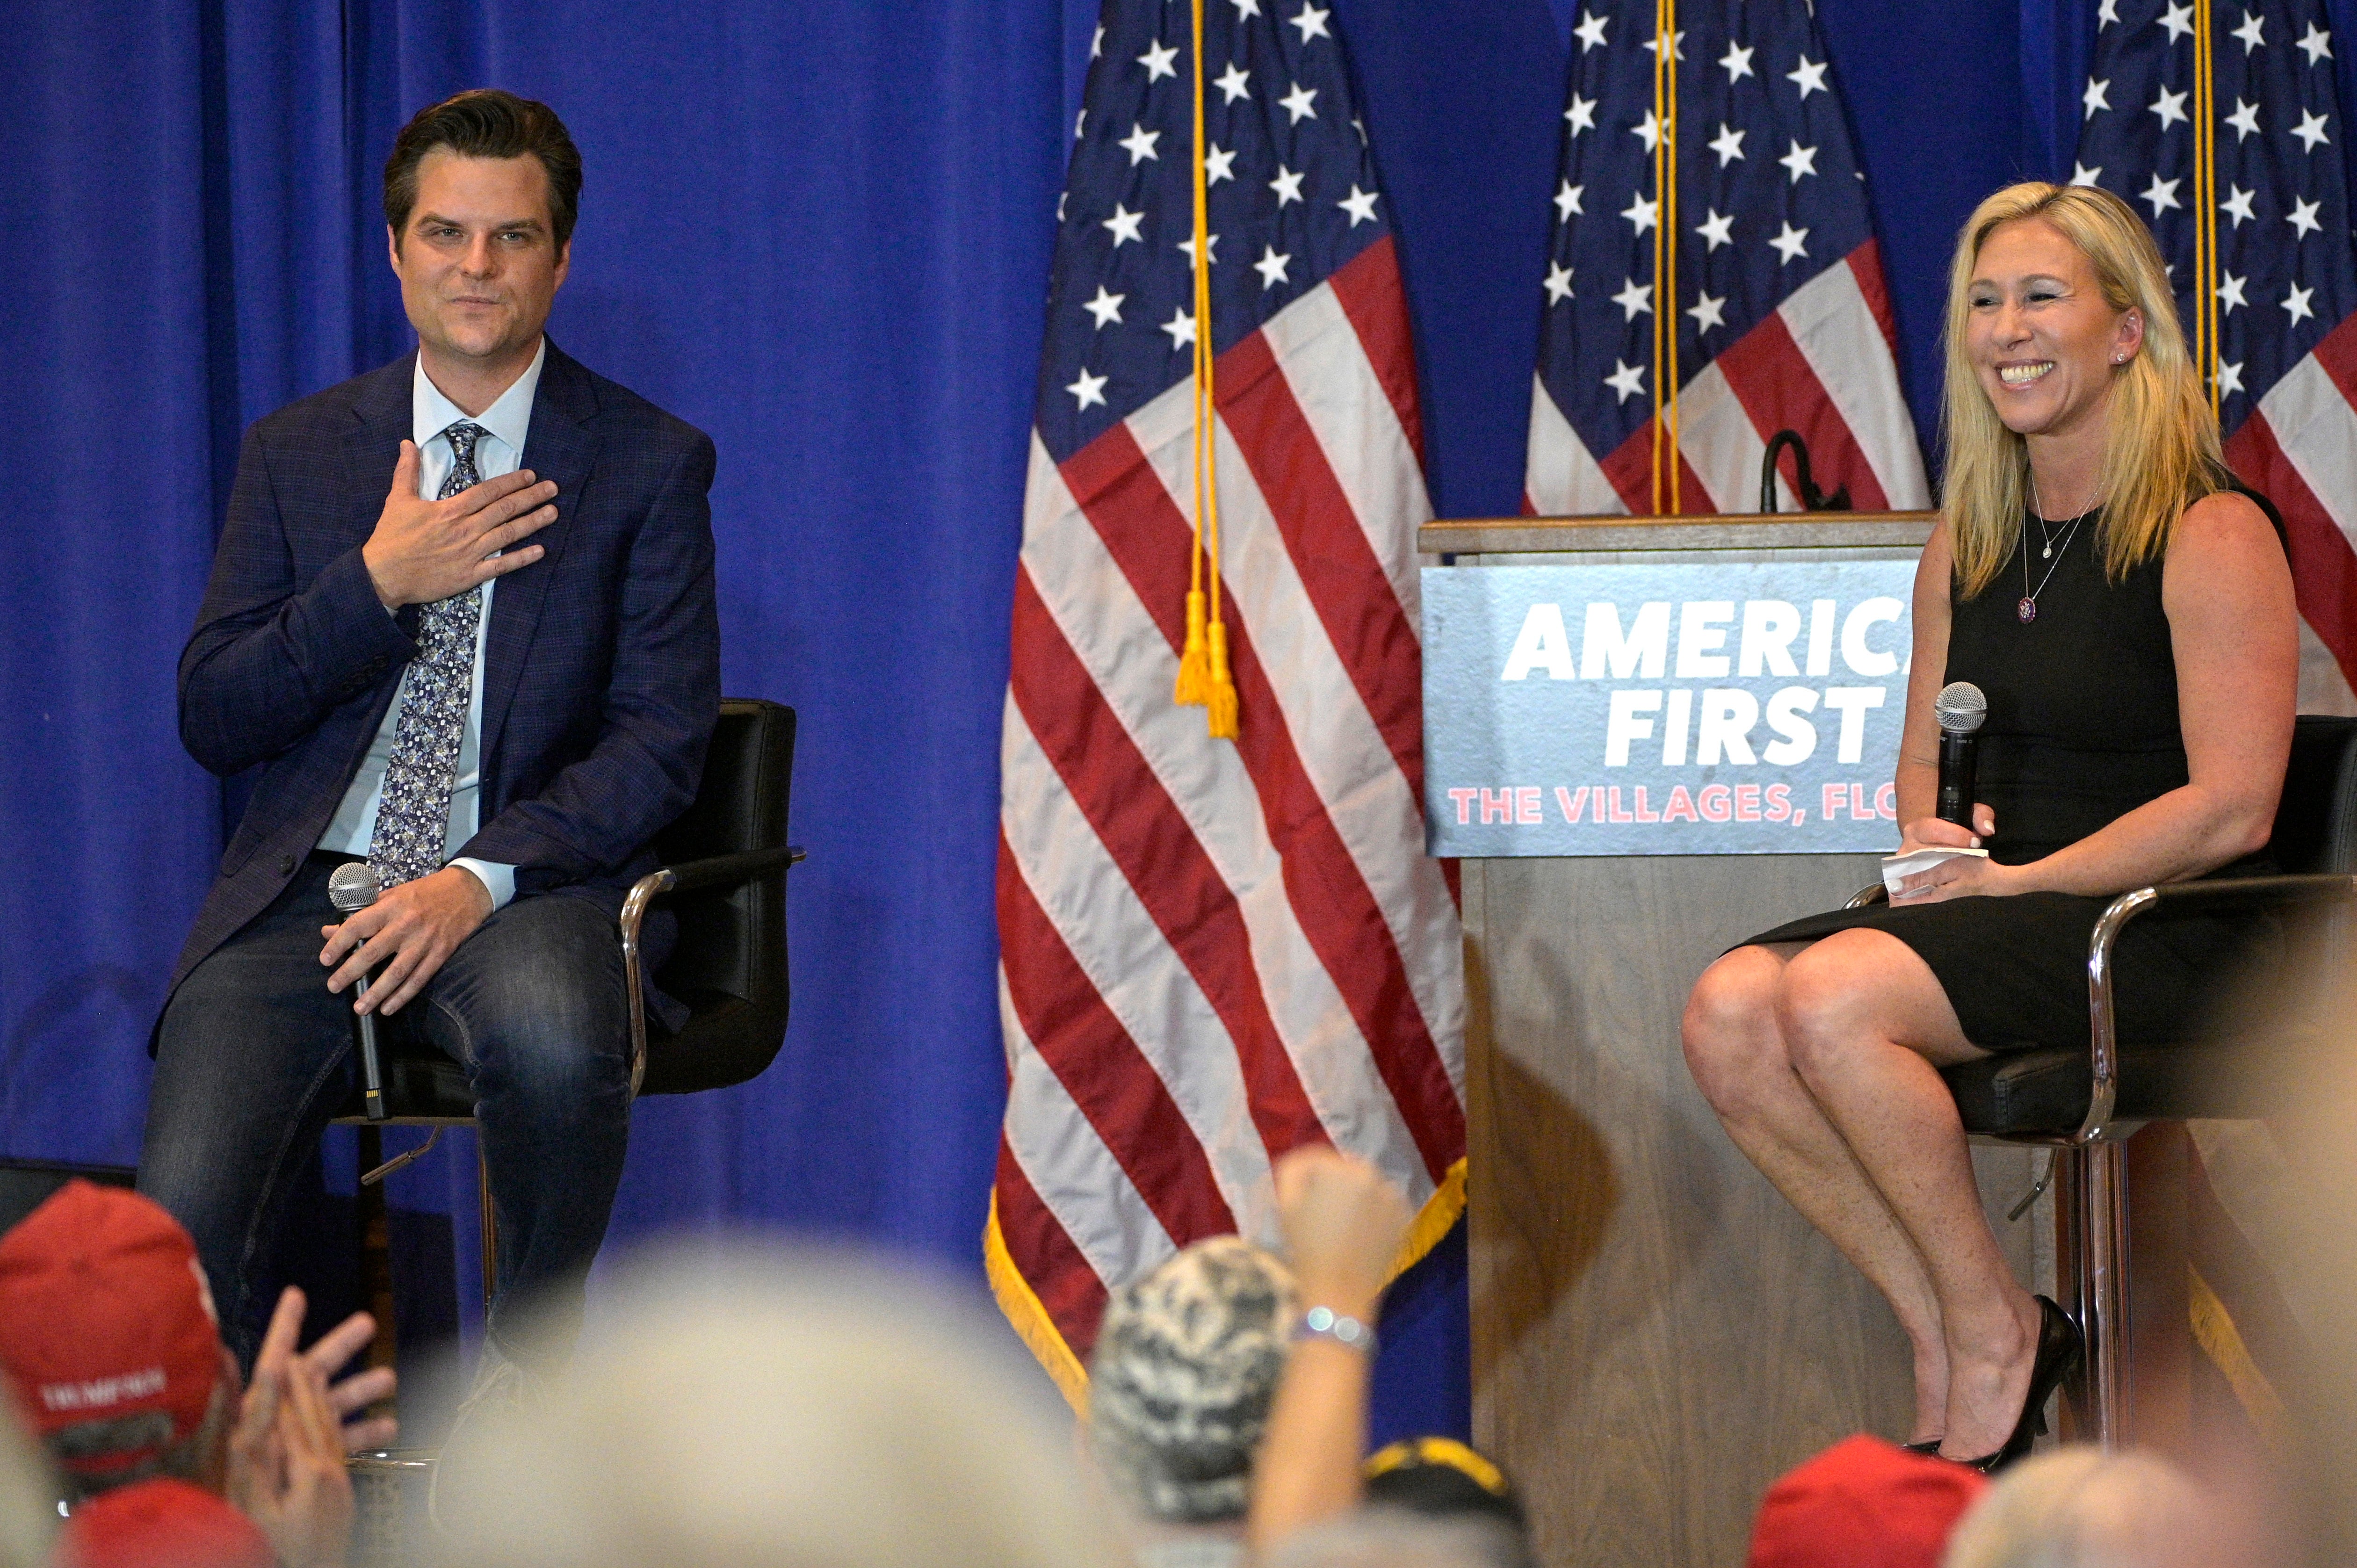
[1424,513,2047,1568]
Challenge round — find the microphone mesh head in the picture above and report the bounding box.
[326,861,381,915]
[1934,681,1988,735]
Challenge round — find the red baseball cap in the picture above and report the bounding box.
[0,1181,223,1476]
[1748,1434,1988,1568]
[58,1477,275,1568]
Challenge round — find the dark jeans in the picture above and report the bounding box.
[139,853,632,1368]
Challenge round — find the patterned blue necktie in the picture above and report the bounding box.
[368,421,489,889]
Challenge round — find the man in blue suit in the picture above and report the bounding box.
[139,90,719,1380]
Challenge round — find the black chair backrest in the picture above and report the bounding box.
[2267,715,2357,874]
[641,699,795,1096]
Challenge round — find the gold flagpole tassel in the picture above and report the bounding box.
[1181,0,1237,740]
[1175,0,1222,723]
[1174,587,1211,704]
[1662,0,1681,513]
[1205,618,1239,739]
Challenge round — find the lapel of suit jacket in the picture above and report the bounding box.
[479,339,597,784]
[341,354,417,546]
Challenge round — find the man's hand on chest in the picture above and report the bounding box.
[363,439,562,609]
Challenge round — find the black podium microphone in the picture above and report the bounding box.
[326,861,389,1122]
[1933,681,1987,830]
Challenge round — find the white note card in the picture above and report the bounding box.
[1880,845,1989,896]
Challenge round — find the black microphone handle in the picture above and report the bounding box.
[1935,730,1979,829]
[344,925,389,1122]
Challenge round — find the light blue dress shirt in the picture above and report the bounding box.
[315,340,547,909]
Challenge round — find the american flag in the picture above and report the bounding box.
[2075,0,2357,708]
[1526,1,1930,517]
[990,0,1467,1395]
[2074,0,2357,1445]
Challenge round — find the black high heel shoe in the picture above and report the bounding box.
[1899,1439,1943,1456]
[1951,1295,2083,1474]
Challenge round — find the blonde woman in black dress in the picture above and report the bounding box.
[1681,183,2298,1470]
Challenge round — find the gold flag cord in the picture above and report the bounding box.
[2193,0,2221,417]
[1649,0,1682,514]
[1173,0,1238,738]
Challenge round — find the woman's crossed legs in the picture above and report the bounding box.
[1681,928,2040,1460]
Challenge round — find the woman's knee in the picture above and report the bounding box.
[1682,949,1793,1111]
[1776,931,1906,1082]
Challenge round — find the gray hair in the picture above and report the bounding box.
[1088,1237,1297,1524]
[1942,1447,2224,1568]
[425,1240,1124,1568]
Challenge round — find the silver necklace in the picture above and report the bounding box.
[2019,472,2086,624]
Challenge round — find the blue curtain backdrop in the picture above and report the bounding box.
[9,0,2357,1439]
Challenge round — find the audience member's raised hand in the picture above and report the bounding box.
[270,1346,359,1568]
[1250,1147,1415,1556]
[225,1288,357,1568]
[1272,1144,1412,1324]
[297,1297,398,1453]
[233,1286,398,1454]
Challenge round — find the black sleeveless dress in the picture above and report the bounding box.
[1741,505,2280,1052]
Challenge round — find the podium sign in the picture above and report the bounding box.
[1423,556,1917,855]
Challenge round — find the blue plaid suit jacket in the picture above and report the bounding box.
[167,341,721,1010]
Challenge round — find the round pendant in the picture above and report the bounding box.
[2042,545,2053,558]
[2017,597,2038,623]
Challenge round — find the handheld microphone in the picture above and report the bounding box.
[326,861,389,1122]
[1932,681,1987,830]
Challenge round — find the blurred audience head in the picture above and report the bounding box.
[1263,1510,1527,1568]
[0,1181,232,1504]
[1748,1434,1986,1568]
[2205,920,2357,1561]
[56,1477,274,1568]
[1088,1235,1296,1526]
[1363,1437,1531,1565]
[0,1402,56,1568]
[1941,1447,2237,1568]
[427,1238,1124,1568]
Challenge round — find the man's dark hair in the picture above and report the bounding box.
[383,89,582,250]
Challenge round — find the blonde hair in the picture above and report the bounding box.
[1940,182,2232,597]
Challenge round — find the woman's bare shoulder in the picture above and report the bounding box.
[2173,489,2276,551]
[2164,489,2294,616]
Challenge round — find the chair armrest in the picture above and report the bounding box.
[2143,871,2357,910]
[661,845,804,896]
[2081,872,2357,1142]
[618,845,805,1096]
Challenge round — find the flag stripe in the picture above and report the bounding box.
[2226,403,2357,690]
[1325,237,1428,462]
[1525,375,1624,516]
[998,828,1238,1246]
[998,955,1189,1290]
[1014,445,1430,1202]
[1260,253,1430,640]
[1002,692,1279,1219]
[1010,566,1330,1161]
[1059,419,1465,1178]
[1717,293,1892,512]
[1215,329,1426,789]
[1779,247,1932,509]
[992,1140,1111,1365]
[1074,394,1466,1100]
[1848,238,1903,347]
[2289,291,2357,410]
[1667,358,1794,514]
[1599,419,1718,518]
